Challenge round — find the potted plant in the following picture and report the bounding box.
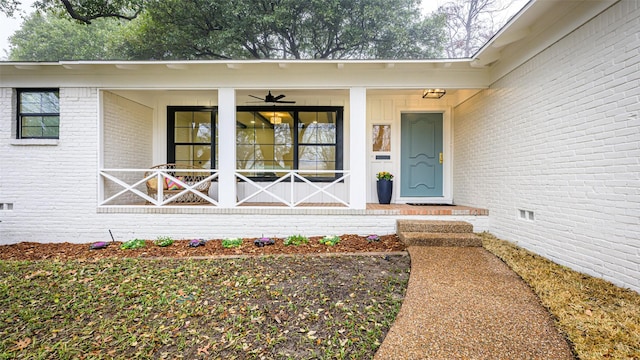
[376,171,394,204]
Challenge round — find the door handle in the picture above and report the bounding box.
[439,152,443,164]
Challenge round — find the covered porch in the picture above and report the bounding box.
[95,61,486,210]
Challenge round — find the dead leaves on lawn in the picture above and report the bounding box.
[10,337,31,352]
[0,255,410,359]
[482,233,640,360]
[197,343,211,355]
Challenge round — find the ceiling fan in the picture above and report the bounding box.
[248,91,296,104]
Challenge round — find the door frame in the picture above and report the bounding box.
[394,107,453,204]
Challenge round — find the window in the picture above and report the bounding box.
[236,106,343,181]
[167,107,217,169]
[167,106,343,181]
[17,89,60,139]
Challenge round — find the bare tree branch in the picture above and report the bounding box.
[59,0,142,24]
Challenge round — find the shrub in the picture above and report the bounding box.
[319,235,341,246]
[284,234,309,246]
[222,238,243,248]
[155,236,174,247]
[120,239,146,250]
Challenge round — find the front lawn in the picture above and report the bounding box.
[483,233,640,360]
[0,255,410,359]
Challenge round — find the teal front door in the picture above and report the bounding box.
[400,113,443,197]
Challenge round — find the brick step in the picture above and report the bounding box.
[396,220,474,234]
[398,232,482,247]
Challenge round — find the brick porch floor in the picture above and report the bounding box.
[365,203,488,216]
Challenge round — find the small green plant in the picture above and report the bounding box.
[319,235,341,246]
[376,171,393,181]
[284,234,309,246]
[155,236,174,247]
[120,238,146,250]
[222,238,243,248]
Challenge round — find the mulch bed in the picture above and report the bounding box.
[0,234,406,261]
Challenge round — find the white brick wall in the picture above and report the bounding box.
[103,91,154,169]
[101,91,154,204]
[0,85,487,243]
[1,88,101,243]
[454,1,640,291]
[84,212,488,242]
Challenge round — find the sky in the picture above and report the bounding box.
[1,0,37,59]
[0,0,523,61]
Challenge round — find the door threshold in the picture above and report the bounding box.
[406,203,454,206]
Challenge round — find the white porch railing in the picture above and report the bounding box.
[98,168,350,208]
[99,168,218,206]
[235,170,350,207]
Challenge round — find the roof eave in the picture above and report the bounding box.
[474,0,619,81]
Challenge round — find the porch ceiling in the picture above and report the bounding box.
[108,88,483,109]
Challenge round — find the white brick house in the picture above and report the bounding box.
[1,0,638,292]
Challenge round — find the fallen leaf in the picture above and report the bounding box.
[197,343,211,355]
[585,309,593,316]
[25,270,52,280]
[12,337,31,351]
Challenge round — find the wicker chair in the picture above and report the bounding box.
[144,164,211,204]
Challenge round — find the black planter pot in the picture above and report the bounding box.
[376,179,393,204]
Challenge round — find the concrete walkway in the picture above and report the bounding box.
[374,247,574,360]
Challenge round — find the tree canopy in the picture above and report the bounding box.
[3,0,521,61]
[8,12,125,60]
[116,0,446,60]
[6,0,447,61]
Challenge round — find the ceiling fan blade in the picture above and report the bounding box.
[248,95,264,100]
[275,100,296,104]
[273,94,286,100]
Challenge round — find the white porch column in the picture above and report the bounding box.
[218,88,236,208]
[349,87,367,209]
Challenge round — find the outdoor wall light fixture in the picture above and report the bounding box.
[422,89,446,99]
